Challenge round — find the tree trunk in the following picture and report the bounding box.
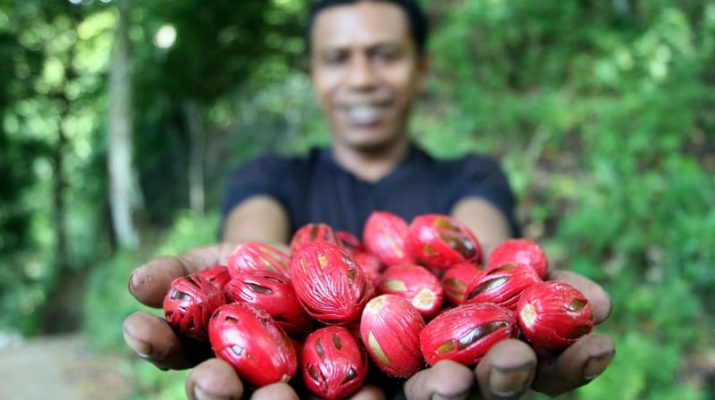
[42,4,82,333]
[183,99,205,215]
[53,100,69,273]
[108,0,140,249]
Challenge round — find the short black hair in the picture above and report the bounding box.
[305,0,429,56]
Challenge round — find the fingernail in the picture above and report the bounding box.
[128,270,142,292]
[129,265,145,291]
[194,386,227,400]
[122,330,151,359]
[583,350,615,381]
[489,363,534,400]
[432,391,470,400]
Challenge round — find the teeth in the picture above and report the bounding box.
[347,105,382,124]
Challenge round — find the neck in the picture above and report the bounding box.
[331,138,411,182]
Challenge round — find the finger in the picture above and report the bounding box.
[349,385,387,400]
[123,311,193,369]
[475,339,536,400]
[129,243,235,308]
[547,270,612,324]
[186,358,245,400]
[404,360,475,400]
[531,333,615,396]
[251,382,299,400]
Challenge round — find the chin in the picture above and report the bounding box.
[342,131,400,153]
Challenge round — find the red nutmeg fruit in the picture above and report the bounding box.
[302,326,368,400]
[226,242,291,279]
[163,274,225,342]
[408,214,482,270]
[353,251,384,290]
[336,230,366,254]
[363,211,415,267]
[360,294,425,377]
[378,264,444,320]
[194,264,231,291]
[290,242,371,325]
[209,303,297,387]
[290,223,341,255]
[420,303,518,366]
[488,239,549,279]
[224,270,313,337]
[441,262,482,305]
[465,263,542,310]
[517,281,594,351]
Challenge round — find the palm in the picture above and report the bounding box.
[123,244,613,400]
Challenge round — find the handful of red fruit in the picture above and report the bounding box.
[161,211,595,399]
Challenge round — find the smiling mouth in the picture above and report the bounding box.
[342,104,390,126]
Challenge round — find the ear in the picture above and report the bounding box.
[300,56,311,76]
[416,53,431,91]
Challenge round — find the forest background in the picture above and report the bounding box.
[0,0,714,398]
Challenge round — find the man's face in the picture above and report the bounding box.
[310,1,428,152]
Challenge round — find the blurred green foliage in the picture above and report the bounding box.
[1,0,714,398]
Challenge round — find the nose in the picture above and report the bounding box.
[346,54,378,90]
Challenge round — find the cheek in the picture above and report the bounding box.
[312,70,341,102]
[385,67,420,101]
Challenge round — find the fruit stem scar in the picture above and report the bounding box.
[521,302,537,329]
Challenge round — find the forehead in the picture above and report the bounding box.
[312,1,411,49]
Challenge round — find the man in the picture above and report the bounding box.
[123,1,615,399]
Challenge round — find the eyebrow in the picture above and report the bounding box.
[316,40,405,53]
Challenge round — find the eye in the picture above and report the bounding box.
[320,50,348,66]
[372,47,402,64]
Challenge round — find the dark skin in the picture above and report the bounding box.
[123,2,615,399]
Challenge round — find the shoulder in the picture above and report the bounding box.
[231,147,323,176]
[417,147,503,177]
[453,152,499,167]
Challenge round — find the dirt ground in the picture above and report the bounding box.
[0,333,128,400]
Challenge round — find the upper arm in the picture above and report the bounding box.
[220,154,296,247]
[222,195,291,247]
[447,155,519,258]
[451,196,513,260]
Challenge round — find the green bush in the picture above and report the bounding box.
[419,1,715,398]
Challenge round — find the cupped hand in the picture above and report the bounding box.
[122,243,386,400]
[403,270,615,400]
[123,244,614,400]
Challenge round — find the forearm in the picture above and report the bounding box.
[450,196,513,261]
[222,195,291,250]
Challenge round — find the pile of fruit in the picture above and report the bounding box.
[162,211,595,399]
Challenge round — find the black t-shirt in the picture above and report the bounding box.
[222,144,519,238]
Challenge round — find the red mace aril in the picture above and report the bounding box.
[517,281,594,351]
[195,264,231,291]
[441,262,482,305]
[302,326,368,400]
[226,242,290,279]
[408,214,482,270]
[209,303,297,387]
[488,239,549,279]
[420,302,518,366]
[224,270,313,337]
[378,264,444,320]
[290,242,371,325]
[465,263,542,310]
[360,294,425,377]
[353,251,383,289]
[290,223,340,254]
[163,274,226,342]
[363,211,415,267]
[336,230,365,254]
